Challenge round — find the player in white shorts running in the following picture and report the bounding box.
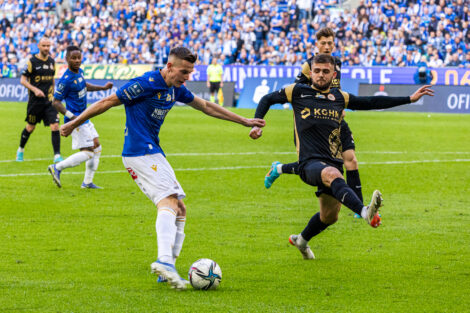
[60,46,265,290]
[48,46,112,189]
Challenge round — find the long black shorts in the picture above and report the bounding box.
[299,159,343,198]
[209,82,220,93]
[340,119,355,152]
[25,101,59,126]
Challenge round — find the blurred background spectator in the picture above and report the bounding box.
[0,0,469,77]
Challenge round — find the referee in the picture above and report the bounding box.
[206,56,223,106]
[16,37,62,162]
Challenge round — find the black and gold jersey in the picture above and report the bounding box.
[22,54,55,104]
[295,55,342,89]
[254,84,411,167]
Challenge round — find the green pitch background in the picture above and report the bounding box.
[0,101,469,312]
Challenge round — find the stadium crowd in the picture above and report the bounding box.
[1,0,470,78]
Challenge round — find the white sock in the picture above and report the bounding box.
[156,207,177,265]
[276,164,283,174]
[173,216,186,263]
[360,206,368,219]
[18,147,24,153]
[56,151,93,171]
[297,234,308,248]
[84,146,101,184]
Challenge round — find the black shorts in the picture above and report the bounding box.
[299,159,343,198]
[25,101,59,126]
[209,82,220,93]
[340,120,355,152]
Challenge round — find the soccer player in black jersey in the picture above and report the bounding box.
[250,54,433,259]
[16,37,62,163]
[264,28,365,218]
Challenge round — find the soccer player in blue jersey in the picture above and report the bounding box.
[60,46,265,290]
[47,46,113,189]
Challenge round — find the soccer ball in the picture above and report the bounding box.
[188,258,222,290]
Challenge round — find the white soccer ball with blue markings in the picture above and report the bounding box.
[188,258,222,290]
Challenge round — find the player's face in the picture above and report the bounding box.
[168,59,194,87]
[310,62,336,91]
[316,36,335,54]
[66,51,82,72]
[38,39,51,57]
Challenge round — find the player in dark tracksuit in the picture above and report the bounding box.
[250,54,434,259]
[264,28,364,219]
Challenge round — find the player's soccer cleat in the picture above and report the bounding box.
[289,234,315,260]
[353,213,361,218]
[157,275,167,283]
[47,164,62,188]
[81,182,103,189]
[151,260,187,290]
[16,151,24,162]
[264,161,281,189]
[54,155,64,163]
[366,190,383,227]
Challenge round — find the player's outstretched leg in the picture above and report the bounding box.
[289,234,315,259]
[364,190,383,228]
[47,164,62,188]
[264,161,281,188]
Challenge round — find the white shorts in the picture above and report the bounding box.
[122,153,186,206]
[71,121,99,150]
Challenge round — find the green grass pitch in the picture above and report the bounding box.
[0,101,469,312]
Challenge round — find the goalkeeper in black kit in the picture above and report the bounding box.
[249,54,434,260]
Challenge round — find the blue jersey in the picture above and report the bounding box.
[116,70,194,157]
[54,68,89,124]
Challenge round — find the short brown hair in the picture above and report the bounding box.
[169,46,198,63]
[312,53,335,66]
[315,27,335,40]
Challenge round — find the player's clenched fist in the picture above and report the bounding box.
[249,126,263,139]
[60,122,74,137]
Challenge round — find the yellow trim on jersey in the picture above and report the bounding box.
[301,62,311,80]
[27,60,32,74]
[284,83,295,103]
[35,53,48,62]
[339,90,350,108]
[293,113,300,159]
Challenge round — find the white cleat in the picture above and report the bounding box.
[289,235,315,260]
[366,190,383,228]
[151,261,187,290]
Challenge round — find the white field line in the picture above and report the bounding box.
[1,159,469,178]
[1,150,470,163]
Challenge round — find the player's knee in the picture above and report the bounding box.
[321,167,343,186]
[178,200,187,216]
[343,151,358,170]
[26,124,36,132]
[320,210,338,225]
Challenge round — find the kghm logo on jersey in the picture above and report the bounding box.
[151,108,170,120]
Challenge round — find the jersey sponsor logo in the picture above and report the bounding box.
[300,94,312,98]
[328,94,336,101]
[301,107,310,119]
[126,167,138,180]
[315,94,326,99]
[78,88,87,98]
[43,64,49,69]
[151,108,170,120]
[127,82,144,98]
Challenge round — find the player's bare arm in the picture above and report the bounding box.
[86,82,113,91]
[187,95,265,128]
[52,98,73,119]
[60,94,121,137]
[20,75,45,97]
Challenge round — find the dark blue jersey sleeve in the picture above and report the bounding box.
[116,77,153,106]
[175,85,195,103]
[53,76,70,101]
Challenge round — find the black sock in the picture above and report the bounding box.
[346,170,363,203]
[300,212,329,241]
[330,177,364,215]
[19,128,32,148]
[281,162,299,174]
[51,130,61,155]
